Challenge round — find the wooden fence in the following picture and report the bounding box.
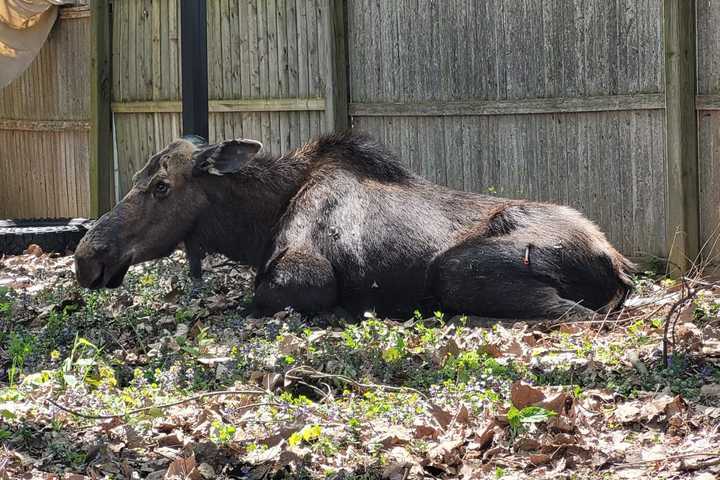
[110,0,342,195]
[347,0,667,259]
[1,0,719,266]
[697,0,720,262]
[0,6,92,218]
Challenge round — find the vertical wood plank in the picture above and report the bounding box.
[90,0,115,215]
[664,0,699,270]
[325,0,348,131]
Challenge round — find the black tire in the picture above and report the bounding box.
[0,218,94,256]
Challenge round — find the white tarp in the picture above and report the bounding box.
[0,0,75,89]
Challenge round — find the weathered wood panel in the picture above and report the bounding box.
[0,8,91,217]
[348,0,663,103]
[697,113,720,260]
[354,111,666,256]
[347,0,666,257]
[112,0,333,196]
[695,1,720,260]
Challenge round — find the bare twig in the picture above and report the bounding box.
[285,365,429,401]
[46,388,269,420]
[662,282,697,368]
[618,451,720,467]
[681,455,720,472]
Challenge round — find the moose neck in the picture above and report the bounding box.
[190,152,310,267]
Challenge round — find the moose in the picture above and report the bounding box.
[75,132,634,320]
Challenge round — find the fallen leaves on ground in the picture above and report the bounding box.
[0,251,719,479]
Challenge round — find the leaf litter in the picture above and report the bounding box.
[0,250,719,479]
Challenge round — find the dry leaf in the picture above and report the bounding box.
[515,437,542,451]
[23,244,43,257]
[429,403,454,429]
[537,390,572,415]
[433,338,461,364]
[156,431,184,447]
[413,423,440,440]
[426,439,464,465]
[700,384,720,398]
[613,402,642,423]
[676,322,703,352]
[664,395,687,418]
[510,381,546,409]
[529,453,552,465]
[469,420,499,451]
[278,334,304,355]
[164,454,201,480]
[370,428,412,448]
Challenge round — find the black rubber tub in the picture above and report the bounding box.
[0,218,94,256]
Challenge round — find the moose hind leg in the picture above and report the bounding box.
[430,240,595,320]
[254,249,338,313]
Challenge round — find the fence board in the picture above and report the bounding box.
[0,9,91,217]
[695,0,720,259]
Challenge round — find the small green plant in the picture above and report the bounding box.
[626,319,653,345]
[175,308,194,323]
[7,332,34,386]
[693,292,720,324]
[139,273,157,287]
[48,441,87,468]
[415,322,439,348]
[442,351,482,383]
[506,405,557,439]
[60,335,105,388]
[288,424,322,447]
[176,326,215,358]
[0,286,12,318]
[210,420,237,445]
[279,391,313,406]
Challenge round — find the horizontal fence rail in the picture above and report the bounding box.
[349,94,665,117]
[112,97,326,113]
[0,119,90,131]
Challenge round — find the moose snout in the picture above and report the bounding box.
[74,241,109,289]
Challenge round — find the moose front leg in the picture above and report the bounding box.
[183,241,205,297]
[254,248,338,314]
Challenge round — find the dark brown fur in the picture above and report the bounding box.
[75,132,634,319]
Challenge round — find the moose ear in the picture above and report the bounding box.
[191,139,263,176]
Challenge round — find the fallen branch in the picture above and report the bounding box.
[618,450,720,467]
[681,455,720,472]
[285,365,429,401]
[47,388,270,420]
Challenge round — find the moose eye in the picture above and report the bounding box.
[154,182,169,196]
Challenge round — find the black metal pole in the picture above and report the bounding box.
[180,0,209,140]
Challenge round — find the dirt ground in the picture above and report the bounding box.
[0,249,719,479]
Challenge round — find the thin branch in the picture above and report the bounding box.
[285,365,429,401]
[681,455,720,472]
[46,388,269,420]
[618,451,720,467]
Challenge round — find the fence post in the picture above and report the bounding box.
[89,0,115,216]
[180,0,209,140]
[326,0,349,131]
[663,0,700,273]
